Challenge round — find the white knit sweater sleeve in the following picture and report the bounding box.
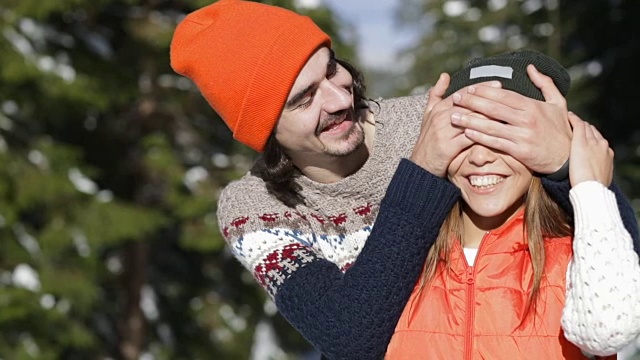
[562,181,640,356]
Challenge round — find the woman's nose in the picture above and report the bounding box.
[467,143,497,167]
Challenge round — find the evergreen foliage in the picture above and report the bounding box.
[0,0,357,358]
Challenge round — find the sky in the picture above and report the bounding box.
[299,0,418,70]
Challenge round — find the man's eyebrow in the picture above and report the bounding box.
[285,83,316,109]
[285,51,336,110]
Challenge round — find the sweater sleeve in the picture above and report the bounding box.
[561,181,640,356]
[542,178,640,259]
[218,159,460,360]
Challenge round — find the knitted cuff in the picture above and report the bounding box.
[570,181,624,232]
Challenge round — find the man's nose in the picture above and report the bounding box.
[321,80,352,114]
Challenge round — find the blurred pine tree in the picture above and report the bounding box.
[0,0,359,358]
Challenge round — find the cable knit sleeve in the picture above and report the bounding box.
[561,181,640,356]
[218,159,460,359]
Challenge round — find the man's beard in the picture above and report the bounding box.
[318,108,366,157]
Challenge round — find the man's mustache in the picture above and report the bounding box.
[315,109,354,136]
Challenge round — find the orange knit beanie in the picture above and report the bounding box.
[170,0,331,152]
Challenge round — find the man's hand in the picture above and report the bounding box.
[568,112,614,187]
[411,73,474,177]
[448,65,572,174]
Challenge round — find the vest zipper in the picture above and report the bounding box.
[464,266,475,360]
[463,231,491,360]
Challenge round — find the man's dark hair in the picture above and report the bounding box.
[252,57,369,208]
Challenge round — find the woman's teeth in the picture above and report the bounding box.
[469,175,505,188]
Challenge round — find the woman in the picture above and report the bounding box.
[386,51,640,359]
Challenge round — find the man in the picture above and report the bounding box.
[170,1,639,359]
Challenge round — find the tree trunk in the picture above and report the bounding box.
[119,240,149,360]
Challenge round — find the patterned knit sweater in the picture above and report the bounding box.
[217,95,640,359]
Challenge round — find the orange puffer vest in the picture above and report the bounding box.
[386,210,616,360]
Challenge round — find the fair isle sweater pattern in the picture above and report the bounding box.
[219,95,425,299]
[218,156,461,359]
[223,206,375,296]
